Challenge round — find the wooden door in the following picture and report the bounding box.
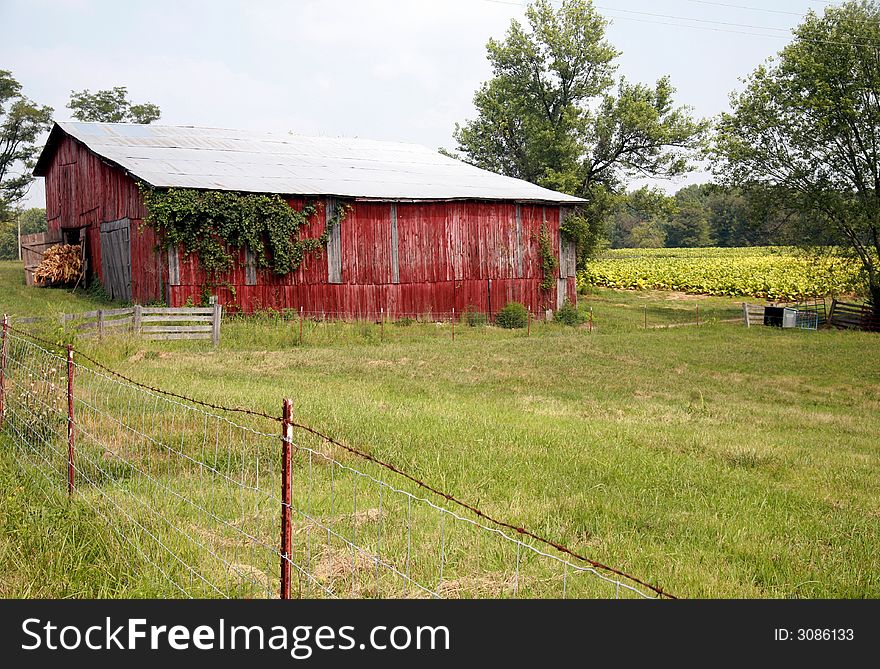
[100,218,132,302]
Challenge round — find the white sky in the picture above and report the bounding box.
[0,0,842,209]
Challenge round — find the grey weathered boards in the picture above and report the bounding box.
[100,218,132,302]
[326,198,342,284]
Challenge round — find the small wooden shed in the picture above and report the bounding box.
[33,122,583,316]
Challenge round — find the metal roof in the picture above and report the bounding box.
[35,121,585,204]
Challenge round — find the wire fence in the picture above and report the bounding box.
[0,322,668,600]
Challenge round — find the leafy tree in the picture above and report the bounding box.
[0,207,46,260]
[665,201,711,248]
[451,0,706,265]
[609,187,674,248]
[0,70,53,215]
[715,0,880,313]
[68,86,161,124]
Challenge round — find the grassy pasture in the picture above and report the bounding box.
[1,260,878,598]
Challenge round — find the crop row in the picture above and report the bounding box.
[580,247,865,299]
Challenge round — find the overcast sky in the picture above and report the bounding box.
[1,0,842,209]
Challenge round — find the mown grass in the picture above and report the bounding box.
[1,259,878,598]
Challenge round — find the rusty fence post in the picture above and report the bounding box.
[451,308,455,342]
[299,306,304,346]
[280,398,293,599]
[0,315,8,428]
[527,306,531,337]
[67,344,75,496]
[589,307,593,333]
[644,305,647,330]
[380,307,384,344]
[696,304,700,327]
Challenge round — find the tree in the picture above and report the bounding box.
[665,202,711,248]
[0,207,46,260]
[0,70,53,215]
[68,86,161,124]
[609,187,675,248]
[451,0,706,266]
[715,0,880,314]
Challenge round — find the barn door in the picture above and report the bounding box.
[100,218,132,302]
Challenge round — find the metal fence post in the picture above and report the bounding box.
[67,344,75,496]
[280,398,293,599]
[0,315,8,428]
[299,306,304,346]
[380,307,384,343]
[451,308,455,342]
[212,303,222,347]
[696,304,700,327]
[589,307,593,333]
[644,305,647,329]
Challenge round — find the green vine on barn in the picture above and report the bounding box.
[537,223,559,292]
[139,185,349,277]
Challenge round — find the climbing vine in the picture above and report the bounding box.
[140,185,349,277]
[538,223,559,292]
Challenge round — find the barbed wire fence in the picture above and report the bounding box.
[0,319,670,600]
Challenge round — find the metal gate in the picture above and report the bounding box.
[100,218,132,302]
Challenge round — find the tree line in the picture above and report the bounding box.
[608,184,789,250]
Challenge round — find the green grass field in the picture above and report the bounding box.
[1,260,878,598]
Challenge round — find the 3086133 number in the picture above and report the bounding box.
[796,629,854,641]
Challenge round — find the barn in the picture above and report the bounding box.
[33,121,583,317]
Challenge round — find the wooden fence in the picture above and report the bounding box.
[828,299,879,331]
[19,231,62,287]
[14,304,222,345]
[741,302,765,328]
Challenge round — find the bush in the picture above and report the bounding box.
[462,305,488,327]
[496,301,528,329]
[554,299,584,326]
[394,317,415,327]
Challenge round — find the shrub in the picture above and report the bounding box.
[394,317,415,327]
[462,305,488,327]
[554,299,583,326]
[496,301,528,329]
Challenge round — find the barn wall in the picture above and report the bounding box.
[42,131,574,316]
[169,199,572,316]
[43,135,163,303]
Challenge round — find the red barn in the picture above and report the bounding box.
[33,121,583,317]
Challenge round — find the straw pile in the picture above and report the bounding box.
[33,244,83,286]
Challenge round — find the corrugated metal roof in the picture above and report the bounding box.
[37,121,584,204]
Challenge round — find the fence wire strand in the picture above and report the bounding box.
[0,327,668,599]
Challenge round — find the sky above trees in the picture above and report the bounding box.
[0,0,841,208]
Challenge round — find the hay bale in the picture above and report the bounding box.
[33,244,82,286]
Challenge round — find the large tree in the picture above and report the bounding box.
[451,0,706,265]
[0,70,53,217]
[68,86,161,124]
[715,0,880,314]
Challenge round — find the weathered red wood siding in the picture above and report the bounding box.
[43,131,575,316]
[169,200,573,316]
[43,135,164,304]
